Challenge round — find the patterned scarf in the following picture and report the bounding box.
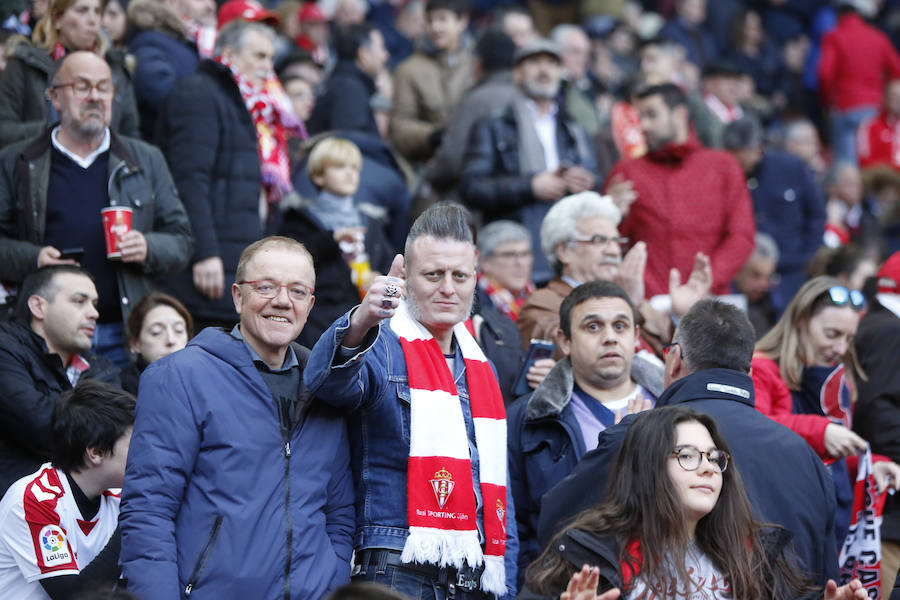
[216,54,307,205]
[476,272,534,323]
[390,301,508,595]
[183,19,216,58]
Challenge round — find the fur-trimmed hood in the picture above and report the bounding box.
[127,0,188,39]
[524,353,664,422]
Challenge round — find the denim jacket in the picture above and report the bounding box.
[304,309,519,596]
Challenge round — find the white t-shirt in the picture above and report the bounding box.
[626,544,733,600]
[0,464,120,600]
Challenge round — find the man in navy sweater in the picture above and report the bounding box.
[0,51,192,365]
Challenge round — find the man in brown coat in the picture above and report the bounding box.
[389,0,474,163]
[518,191,711,358]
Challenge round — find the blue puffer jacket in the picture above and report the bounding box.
[119,328,354,600]
[304,310,520,596]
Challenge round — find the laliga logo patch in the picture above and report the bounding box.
[430,468,455,509]
[39,525,71,566]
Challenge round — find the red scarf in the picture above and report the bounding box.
[476,272,533,323]
[390,301,508,595]
[183,19,216,58]
[216,55,307,206]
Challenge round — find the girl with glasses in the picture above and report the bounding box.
[525,406,865,600]
[753,276,900,550]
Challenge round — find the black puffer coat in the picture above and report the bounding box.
[0,319,121,495]
[155,59,264,323]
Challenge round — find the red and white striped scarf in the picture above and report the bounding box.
[215,54,307,206]
[390,300,508,595]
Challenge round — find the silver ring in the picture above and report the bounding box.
[384,283,399,297]
[381,298,393,309]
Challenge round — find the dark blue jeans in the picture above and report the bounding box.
[352,551,493,600]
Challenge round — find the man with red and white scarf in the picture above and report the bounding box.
[305,203,518,598]
[156,20,304,330]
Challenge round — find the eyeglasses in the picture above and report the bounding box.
[238,280,313,302]
[824,285,865,311]
[671,445,730,472]
[492,250,533,261]
[570,234,629,247]
[663,342,679,358]
[52,78,116,98]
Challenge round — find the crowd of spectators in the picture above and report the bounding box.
[4,0,900,597]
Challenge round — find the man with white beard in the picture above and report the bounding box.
[461,38,597,285]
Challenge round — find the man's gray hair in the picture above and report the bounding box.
[752,232,779,265]
[722,116,763,151]
[549,23,585,47]
[404,202,474,257]
[673,299,756,374]
[783,119,816,144]
[215,20,276,56]
[477,220,531,257]
[540,191,621,274]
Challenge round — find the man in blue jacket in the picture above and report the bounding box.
[119,236,354,600]
[538,299,839,587]
[305,204,518,599]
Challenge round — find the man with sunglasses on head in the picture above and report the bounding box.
[0,51,192,367]
[540,299,841,589]
[119,236,354,600]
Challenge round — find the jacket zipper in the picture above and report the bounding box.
[278,395,294,600]
[184,515,223,597]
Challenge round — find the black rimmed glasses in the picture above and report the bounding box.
[52,78,116,98]
[671,445,730,472]
[825,285,865,311]
[570,234,629,248]
[238,280,313,302]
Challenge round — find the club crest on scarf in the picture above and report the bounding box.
[430,468,455,509]
[496,500,506,535]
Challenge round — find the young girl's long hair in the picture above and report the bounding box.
[527,406,806,599]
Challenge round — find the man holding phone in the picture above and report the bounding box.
[0,52,192,365]
[507,280,660,583]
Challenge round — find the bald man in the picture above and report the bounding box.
[0,51,192,365]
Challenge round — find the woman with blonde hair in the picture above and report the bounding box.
[0,0,139,146]
[752,275,900,548]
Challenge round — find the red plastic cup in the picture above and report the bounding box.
[101,206,133,259]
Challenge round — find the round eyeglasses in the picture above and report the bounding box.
[671,445,730,472]
[238,280,313,302]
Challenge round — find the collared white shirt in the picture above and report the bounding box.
[50,127,110,169]
[524,99,559,172]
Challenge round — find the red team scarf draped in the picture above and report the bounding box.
[216,54,307,206]
[476,272,534,323]
[389,300,508,596]
[183,20,216,58]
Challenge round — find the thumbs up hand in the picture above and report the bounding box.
[346,254,406,345]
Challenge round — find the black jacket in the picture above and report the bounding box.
[0,319,121,495]
[306,60,379,137]
[538,369,839,586]
[854,299,900,541]
[473,287,526,406]
[155,59,264,323]
[0,128,194,323]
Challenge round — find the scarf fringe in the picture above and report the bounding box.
[400,528,483,570]
[481,556,507,596]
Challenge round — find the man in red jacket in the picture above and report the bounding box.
[858,78,900,173]
[818,0,900,164]
[603,82,755,298]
